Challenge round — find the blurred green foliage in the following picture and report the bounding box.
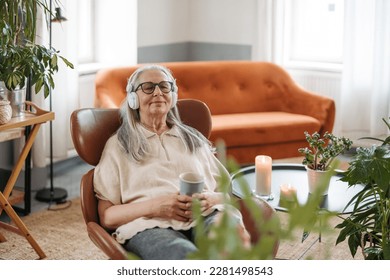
[188,153,338,260]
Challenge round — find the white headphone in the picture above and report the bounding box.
[126,82,139,109]
[126,81,178,110]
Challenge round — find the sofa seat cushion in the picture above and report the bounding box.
[210,112,321,147]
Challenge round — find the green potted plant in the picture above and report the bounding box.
[0,0,73,114]
[298,131,353,195]
[335,117,390,260]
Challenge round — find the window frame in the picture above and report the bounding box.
[276,0,344,72]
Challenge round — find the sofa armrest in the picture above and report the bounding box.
[95,67,130,108]
[285,85,336,135]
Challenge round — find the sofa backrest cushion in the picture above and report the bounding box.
[165,61,298,115]
[96,61,295,114]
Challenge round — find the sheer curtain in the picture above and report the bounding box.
[48,1,79,161]
[31,1,79,167]
[253,0,275,61]
[31,7,47,168]
[340,0,390,139]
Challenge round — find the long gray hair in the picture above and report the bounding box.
[117,64,212,162]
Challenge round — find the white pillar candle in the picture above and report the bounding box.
[280,183,297,201]
[255,155,272,195]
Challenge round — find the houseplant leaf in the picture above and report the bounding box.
[341,145,390,192]
[336,118,390,259]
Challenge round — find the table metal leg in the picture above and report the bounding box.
[302,217,323,243]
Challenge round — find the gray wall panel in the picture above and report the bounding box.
[188,42,251,61]
[138,42,190,63]
[138,42,251,63]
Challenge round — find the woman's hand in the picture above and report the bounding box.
[192,191,226,212]
[151,193,194,222]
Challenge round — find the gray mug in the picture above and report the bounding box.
[179,172,204,195]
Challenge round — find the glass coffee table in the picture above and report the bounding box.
[231,163,365,214]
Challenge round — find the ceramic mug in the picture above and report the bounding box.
[179,172,204,195]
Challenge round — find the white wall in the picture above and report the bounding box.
[95,0,138,65]
[189,0,257,45]
[138,0,257,47]
[138,0,190,47]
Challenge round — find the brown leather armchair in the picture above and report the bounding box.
[70,99,278,259]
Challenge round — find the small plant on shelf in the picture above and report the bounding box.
[298,131,353,171]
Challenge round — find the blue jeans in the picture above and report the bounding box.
[123,211,219,260]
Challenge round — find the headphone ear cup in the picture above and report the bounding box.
[170,83,178,108]
[127,92,139,109]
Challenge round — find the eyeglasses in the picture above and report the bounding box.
[135,81,173,94]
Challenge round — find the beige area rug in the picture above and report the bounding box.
[275,212,363,260]
[0,199,108,260]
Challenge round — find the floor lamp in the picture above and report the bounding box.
[35,2,68,204]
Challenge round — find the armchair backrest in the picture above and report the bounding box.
[70,99,212,166]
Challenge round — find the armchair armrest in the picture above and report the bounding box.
[87,222,128,260]
[236,196,279,258]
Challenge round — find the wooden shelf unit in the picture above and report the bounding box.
[0,101,54,259]
[8,189,24,206]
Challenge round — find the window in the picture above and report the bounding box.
[75,0,137,68]
[77,0,95,63]
[282,0,344,70]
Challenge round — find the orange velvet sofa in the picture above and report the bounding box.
[94,61,335,165]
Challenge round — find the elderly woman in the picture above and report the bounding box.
[93,64,248,260]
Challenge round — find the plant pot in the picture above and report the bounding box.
[6,86,26,117]
[306,166,331,195]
